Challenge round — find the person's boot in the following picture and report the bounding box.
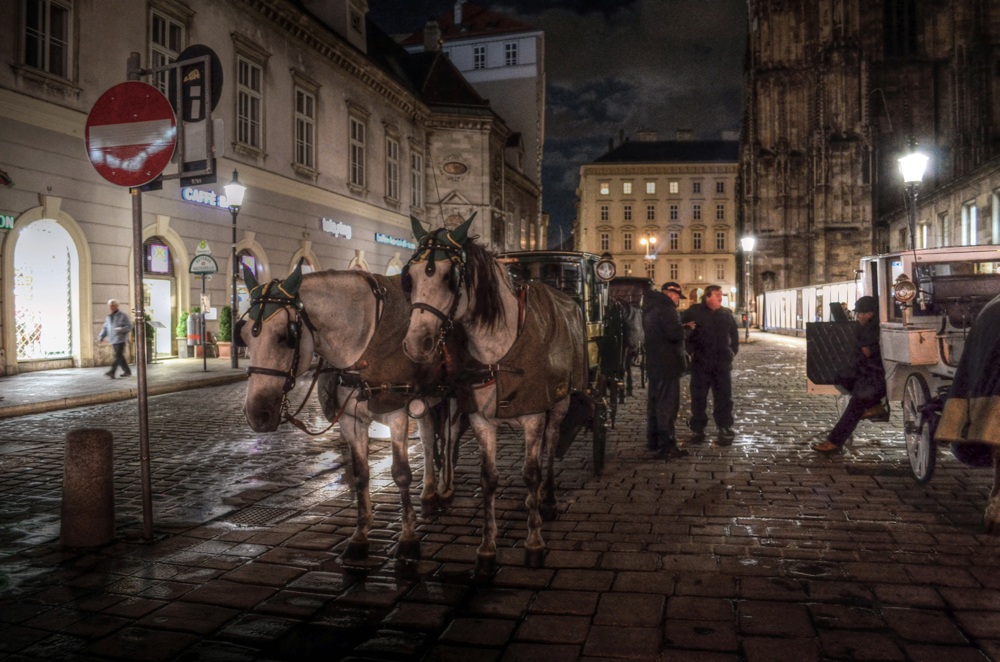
[717,428,736,446]
[861,401,890,422]
[105,370,116,379]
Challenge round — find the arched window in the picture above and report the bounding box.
[14,221,77,360]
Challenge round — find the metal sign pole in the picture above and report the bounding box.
[202,277,208,372]
[127,52,155,541]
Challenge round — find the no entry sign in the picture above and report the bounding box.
[86,82,177,187]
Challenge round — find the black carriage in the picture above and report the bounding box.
[497,250,624,473]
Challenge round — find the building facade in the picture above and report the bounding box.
[742,0,1000,292]
[402,1,545,246]
[0,0,538,375]
[575,132,740,309]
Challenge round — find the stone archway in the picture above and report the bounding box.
[225,232,270,318]
[127,215,191,356]
[1,196,94,374]
[290,240,321,275]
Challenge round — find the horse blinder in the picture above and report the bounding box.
[234,320,248,348]
[286,319,301,349]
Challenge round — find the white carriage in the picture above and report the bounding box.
[807,246,1000,481]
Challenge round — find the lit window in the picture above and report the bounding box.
[385,136,399,200]
[646,205,655,221]
[646,260,655,279]
[600,205,609,221]
[715,261,725,280]
[600,232,609,251]
[716,231,725,250]
[25,0,71,78]
[410,151,424,207]
[623,204,632,221]
[716,204,725,220]
[530,224,536,250]
[507,217,514,249]
[669,181,679,194]
[646,182,656,194]
[669,262,679,280]
[521,222,527,249]
[150,11,184,95]
[693,231,702,250]
[473,45,486,70]
[623,262,633,276]
[669,232,679,250]
[962,201,978,246]
[716,181,725,194]
[670,204,678,221]
[504,41,518,66]
[295,88,316,169]
[693,204,701,220]
[237,57,263,149]
[623,232,633,251]
[623,182,632,194]
[600,182,609,195]
[693,181,701,194]
[349,116,366,187]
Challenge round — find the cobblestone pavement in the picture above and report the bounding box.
[2,333,999,662]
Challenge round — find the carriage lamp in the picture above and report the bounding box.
[893,273,918,304]
[226,170,247,369]
[898,146,928,251]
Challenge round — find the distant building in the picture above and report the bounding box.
[576,131,740,309]
[402,2,545,242]
[742,0,1000,293]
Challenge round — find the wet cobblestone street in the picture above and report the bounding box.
[2,332,1000,661]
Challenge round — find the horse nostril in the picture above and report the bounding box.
[422,336,433,353]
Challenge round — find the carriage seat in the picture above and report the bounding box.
[919,274,1000,328]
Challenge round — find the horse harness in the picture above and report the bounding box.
[402,233,466,355]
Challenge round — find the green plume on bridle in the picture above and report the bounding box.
[409,213,476,264]
[244,258,305,323]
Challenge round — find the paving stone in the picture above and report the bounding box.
[493,566,553,589]
[594,592,664,626]
[515,614,590,644]
[405,582,470,605]
[660,651,738,662]
[954,611,1000,638]
[600,552,660,571]
[254,590,331,619]
[528,590,600,615]
[336,580,410,608]
[663,619,738,652]
[818,630,906,661]
[809,603,885,630]
[550,569,614,591]
[62,613,132,639]
[666,596,734,621]
[178,580,276,610]
[881,607,968,644]
[0,626,49,653]
[424,644,501,662]
[286,571,353,594]
[439,618,515,647]
[738,601,815,637]
[137,602,240,635]
[743,637,820,662]
[383,602,453,629]
[84,626,200,662]
[467,589,534,619]
[613,571,676,594]
[500,643,580,662]
[354,627,428,656]
[221,562,306,587]
[903,644,990,662]
[583,625,661,658]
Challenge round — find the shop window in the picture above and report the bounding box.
[14,221,76,360]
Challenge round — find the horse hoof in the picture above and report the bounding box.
[473,554,497,582]
[396,539,421,560]
[439,492,456,510]
[343,540,369,561]
[421,496,440,518]
[540,503,558,522]
[525,547,545,568]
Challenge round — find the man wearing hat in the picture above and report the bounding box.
[641,282,691,458]
[812,295,888,453]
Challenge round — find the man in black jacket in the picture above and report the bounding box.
[641,282,690,458]
[681,285,740,444]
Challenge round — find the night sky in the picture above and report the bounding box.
[368,0,748,247]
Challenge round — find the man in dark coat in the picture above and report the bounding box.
[812,295,888,453]
[681,285,740,444]
[642,282,690,458]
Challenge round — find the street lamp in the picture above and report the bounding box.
[639,235,657,259]
[740,235,756,342]
[225,170,246,369]
[898,145,928,250]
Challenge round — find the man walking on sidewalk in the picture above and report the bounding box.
[98,299,132,379]
[681,285,740,444]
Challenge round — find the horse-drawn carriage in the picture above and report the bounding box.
[807,245,1000,482]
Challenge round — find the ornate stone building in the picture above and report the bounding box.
[741,0,1000,291]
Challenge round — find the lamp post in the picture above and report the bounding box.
[740,235,756,342]
[898,145,929,250]
[640,236,657,280]
[225,170,246,369]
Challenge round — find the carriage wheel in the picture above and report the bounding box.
[903,373,937,484]
[592,375,608,476]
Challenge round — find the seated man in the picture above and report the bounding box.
[812,295,888,453]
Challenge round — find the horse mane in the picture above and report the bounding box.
[464,236,508,330]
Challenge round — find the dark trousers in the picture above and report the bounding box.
[110,342,130,376]
[647,377,680,451]
[690,361,733,431]
[828,394,880,447]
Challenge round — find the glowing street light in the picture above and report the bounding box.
[640,235,657,259]
[741,235,755,342]
[226,170,246,369]
[898,145,928,250]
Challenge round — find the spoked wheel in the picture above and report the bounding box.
[903,373,937,484]
[592,375,608,476]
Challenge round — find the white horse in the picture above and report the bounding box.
[239,262,460,561]
[401,216,587,579]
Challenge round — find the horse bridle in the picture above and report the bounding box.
[402,238,466,354]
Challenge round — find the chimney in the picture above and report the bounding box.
[454,1,463,26]
[675,129,694,141]
[721,129,740,141]
[636,128,658,142]
[424,19,441,51]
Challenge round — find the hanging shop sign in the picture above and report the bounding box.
[322,218,352,239]
[0,214,14,230]
[375,232,416,250]
[181,187,229,209]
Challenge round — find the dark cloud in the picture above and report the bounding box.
[368,0,747,245]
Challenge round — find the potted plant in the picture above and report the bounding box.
[217,305,232,358]
[144,318,156,363]
[176,310,190,358]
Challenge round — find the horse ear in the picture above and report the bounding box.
[284,258,304,295]
[450,212,477,246]
[243,263,258,291]
[411,215,428,242]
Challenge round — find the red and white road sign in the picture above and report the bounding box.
[86,82,177,187]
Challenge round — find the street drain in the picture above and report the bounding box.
[223,506,298,528]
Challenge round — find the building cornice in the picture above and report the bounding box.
[504,164,540,197]
[237,0,429,122]
[581,163,738,176]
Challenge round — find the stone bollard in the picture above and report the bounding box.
[61,429,115,549]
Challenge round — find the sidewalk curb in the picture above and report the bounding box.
[0,373,247,420]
